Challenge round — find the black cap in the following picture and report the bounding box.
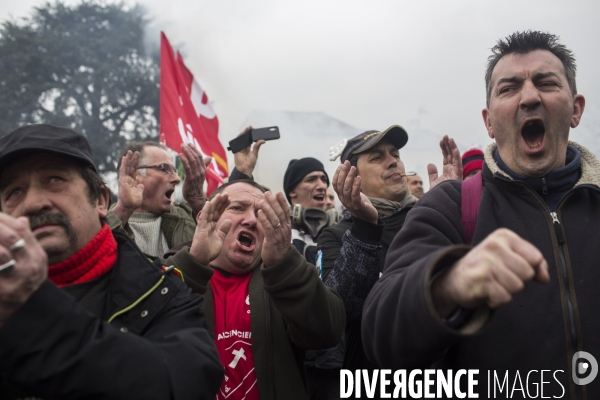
[0,124,97,173]
[283,157,329,204]
[341,125,408,163]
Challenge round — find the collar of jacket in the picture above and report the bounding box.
[104,231,180,334]
[483,141,600,188]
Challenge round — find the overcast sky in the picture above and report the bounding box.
[2,0,600,190]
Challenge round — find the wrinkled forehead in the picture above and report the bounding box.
[222,182,265,202]
[142,145,174,165]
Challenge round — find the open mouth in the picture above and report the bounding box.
[165,189,174,200]
[521,119,545,149]
[237,231,255,250]
[313,194,324,202]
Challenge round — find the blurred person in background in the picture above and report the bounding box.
[407,173,425,198]
[462,147,485,179]
[109,141,210,258]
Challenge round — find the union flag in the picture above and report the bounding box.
[160,32,228,195]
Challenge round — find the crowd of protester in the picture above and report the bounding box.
[0,29,598,399]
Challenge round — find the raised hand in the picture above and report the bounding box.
[427,135,463,190]
[333,161,378,224]
[180,143,211,217]
[256,192,291,267]
[0,214,48,327]
[431,228,549,317]
[189,193,232,265]
[112,150,144,224]
[234,126,265,177]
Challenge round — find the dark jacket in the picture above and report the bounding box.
[318,206,412,376]
[362,142,600,399]
[0,232,223,400]
[166,245,346,400]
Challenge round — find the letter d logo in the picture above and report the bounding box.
[572,351,598,385]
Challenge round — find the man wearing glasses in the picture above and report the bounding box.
[109,141,209,258]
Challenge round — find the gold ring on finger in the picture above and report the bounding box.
[274,222,281,230]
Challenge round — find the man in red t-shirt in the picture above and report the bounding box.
[170,179,346,400]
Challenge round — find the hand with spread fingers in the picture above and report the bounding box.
[427,135,463,190]
[189,193,232,266]
[256,192,291,267]
[180,143,212,218]
[112,150,144,224]
[234,126,266,178]
[333,161,378,224]
[0,213,48,327]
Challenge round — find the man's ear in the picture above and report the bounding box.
[97,186,110,219]
[482,108,494,139]
[289,190,297,199]
[571,94,586,128]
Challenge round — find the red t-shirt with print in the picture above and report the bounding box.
[211,268,259,400]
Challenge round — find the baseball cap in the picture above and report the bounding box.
[0,124,97,173]
[340,125,409,163]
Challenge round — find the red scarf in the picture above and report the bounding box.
[48,224,117,287]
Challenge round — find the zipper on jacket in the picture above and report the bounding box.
[495,175,599,400]
[551,211,582,400]
[264,290,275,400]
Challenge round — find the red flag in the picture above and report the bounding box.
[160,32,228,195]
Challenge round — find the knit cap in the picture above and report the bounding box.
[283,157,329,204]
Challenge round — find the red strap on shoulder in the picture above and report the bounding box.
[461,171,483,245]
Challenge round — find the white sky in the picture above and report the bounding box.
[2,0,600,190]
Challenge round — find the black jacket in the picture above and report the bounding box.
[363,142,600,399]
[0,232,223,400]
[318,207,412,375]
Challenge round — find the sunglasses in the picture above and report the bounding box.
[136,163,178,175]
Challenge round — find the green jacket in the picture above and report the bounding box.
[165,246,346,400]
[108,202,197,251]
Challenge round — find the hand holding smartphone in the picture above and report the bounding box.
[227,126,280,153]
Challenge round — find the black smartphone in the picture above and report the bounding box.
[227,130,253,153]
[251,126,280,141]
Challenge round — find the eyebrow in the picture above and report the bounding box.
[230,199,253,207]
[496,72,562,87]
[0,163,72,190]
[304,173,326,180]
